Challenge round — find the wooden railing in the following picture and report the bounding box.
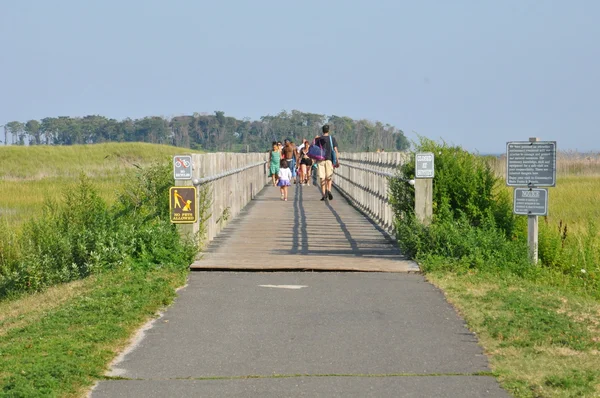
[334,152,409,234]
[175,153,269,245]
[179,151,411,247]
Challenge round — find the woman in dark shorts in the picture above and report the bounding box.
[298,141,313,185]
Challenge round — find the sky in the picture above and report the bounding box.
[1,0,599,153]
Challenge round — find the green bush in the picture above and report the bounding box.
[390,138,516,234]
[0,161,199,299]
[389,138,530,274]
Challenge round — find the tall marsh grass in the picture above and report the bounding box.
[0,143,199,225]
[487,151,600,177]
[484,151,600,287]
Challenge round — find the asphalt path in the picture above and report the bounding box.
[91,272,509,397]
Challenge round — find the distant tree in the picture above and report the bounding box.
[41,117,58,144]
[171,116,192,148]
[80,115,108,143]
[6,121,25,145]
[395,131,410,151]
[4,110,410,152]
[214,111,226,126]
[25,120,42,145]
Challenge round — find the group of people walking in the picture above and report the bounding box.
[268,124,339,202]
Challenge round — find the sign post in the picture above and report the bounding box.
[172,155,197,241]
[415,152,434,225]
[506,138,556,264]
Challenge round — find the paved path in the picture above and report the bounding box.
[91,184,509,397]
[192,184,419,272]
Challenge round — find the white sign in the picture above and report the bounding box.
[173,155,192,180]
[415,152,435,178]
[514,188,548,216]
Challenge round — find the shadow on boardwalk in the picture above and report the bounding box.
[192,184,418,272]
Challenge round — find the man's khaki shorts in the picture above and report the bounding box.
[317,160,334,181]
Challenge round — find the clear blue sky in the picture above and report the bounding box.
[1,0,598,153]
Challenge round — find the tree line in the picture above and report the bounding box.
[1,110,409,152]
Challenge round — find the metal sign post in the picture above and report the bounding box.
[507,137,556,264]
[415,152,434,225]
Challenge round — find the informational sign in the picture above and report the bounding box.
[514,188,548,216]
[506,142,556,187]
[415,152,435,178]
[170,186,197,223]
[173,155,193,180]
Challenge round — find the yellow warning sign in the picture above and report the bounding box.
[170,187,197,224]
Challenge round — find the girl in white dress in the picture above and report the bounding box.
[277,159,292,201]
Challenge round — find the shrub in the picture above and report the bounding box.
[390,137,517,235]
[0,161,199,299]
[389,138,529,274]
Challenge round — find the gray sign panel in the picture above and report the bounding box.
[514,188,548,216]
[173,155,192,180]
[415,152,434,178]
[506,141,556,187]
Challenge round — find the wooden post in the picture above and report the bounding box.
[528,213,538,263]
[174,180,195,241]
[415,178,432,226]
[528,137,540,264]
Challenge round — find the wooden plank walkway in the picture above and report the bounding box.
[191,183,419,272]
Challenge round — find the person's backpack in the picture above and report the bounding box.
[307,139,326,160]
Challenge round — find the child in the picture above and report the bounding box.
[277,159,292,201]
[268,142,281,187]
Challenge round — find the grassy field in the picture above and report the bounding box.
[0,143,200,225]
[545,176,600,232]
[487,152,600,233]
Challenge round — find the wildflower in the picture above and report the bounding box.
[581,269,586,274]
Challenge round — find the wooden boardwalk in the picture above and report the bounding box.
[191,183,419,272]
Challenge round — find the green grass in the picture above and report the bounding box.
[0,267,187,397]
[545,176,600,233]
[0,143,200,225]
[0,142,197,179]
[427,271,600,398]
